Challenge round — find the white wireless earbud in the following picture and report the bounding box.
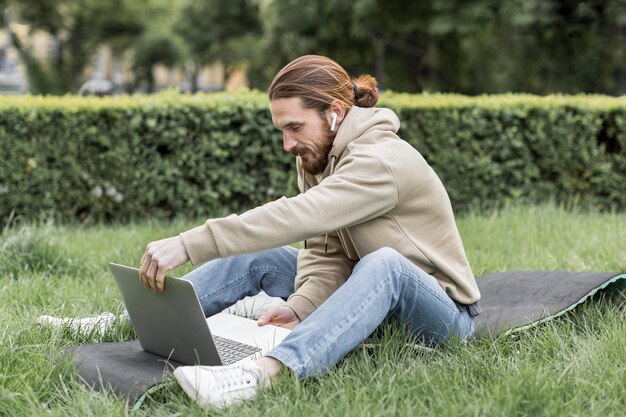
[330,112,338,131]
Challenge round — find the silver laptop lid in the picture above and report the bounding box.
[109,263,222,366]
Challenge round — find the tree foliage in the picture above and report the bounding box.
[131,31,186,93]
[176,0,261,91]
[248,0,626,95]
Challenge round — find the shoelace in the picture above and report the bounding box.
[212,365,261,390]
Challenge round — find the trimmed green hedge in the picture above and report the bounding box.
[1,91,624,222]
[387,93,626,213]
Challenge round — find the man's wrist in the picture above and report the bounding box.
[179,224,219,266]
[284,305,301,323]
[286,295,316,322]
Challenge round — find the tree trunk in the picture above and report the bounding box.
[147,68,155,93]
[191,63,200,93]
[374,37,385,88]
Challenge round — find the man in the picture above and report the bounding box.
[139,55,481,408]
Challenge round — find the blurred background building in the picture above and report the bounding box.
[0,9,25,93]
[0,12,246,94]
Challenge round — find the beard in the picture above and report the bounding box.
[291,119,335,175]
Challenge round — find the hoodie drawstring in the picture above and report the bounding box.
[324,155,338,254]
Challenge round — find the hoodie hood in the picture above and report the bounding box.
[328,106,401,165]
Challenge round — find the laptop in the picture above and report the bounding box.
[109,263,291,366]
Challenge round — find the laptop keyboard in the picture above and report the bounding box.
[213,335,262,365]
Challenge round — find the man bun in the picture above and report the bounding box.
[352,75,379,108]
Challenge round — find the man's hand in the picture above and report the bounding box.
[257,306,301,329]
[139,236,190,293]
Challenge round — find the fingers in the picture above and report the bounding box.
[146,259,158,291]
[256,312,271,326]
[139,245,152,288]
[139,243,168,293]
[140,250,147,271]
[138,236,190,292]
[155,262,167,293]
[258,306,301,329]
[257,306,281,326]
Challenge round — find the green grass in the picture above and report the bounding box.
[0,204,624,416]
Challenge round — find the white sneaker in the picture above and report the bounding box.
[222,291,287,320]
[36,312,122,336]
[173,359,265,409]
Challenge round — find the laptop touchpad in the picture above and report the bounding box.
[225,322,270,339]
[222,322,291,350]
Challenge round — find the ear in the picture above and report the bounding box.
[328,100,348,126]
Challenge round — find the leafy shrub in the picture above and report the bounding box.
[385,93,626,212]
[1,91,624,223]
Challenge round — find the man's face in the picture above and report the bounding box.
[270,97,334,175]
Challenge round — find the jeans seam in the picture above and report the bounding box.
[386,260,457,316]
[198,272,251,303]
[249,265,294,276]
[414,275,457,315]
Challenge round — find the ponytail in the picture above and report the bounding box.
[352,74,379,108]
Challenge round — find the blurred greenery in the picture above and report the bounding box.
[2,0,626,94]
[251,0,626,94]
[176,0,261,92]
[131,31,186,93]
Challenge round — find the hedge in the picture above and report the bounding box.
[1,91,624,223]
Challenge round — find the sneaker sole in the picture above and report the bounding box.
[173,367,202,404]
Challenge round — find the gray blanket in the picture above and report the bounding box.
[474,270,625,338]
[67,270,626,408]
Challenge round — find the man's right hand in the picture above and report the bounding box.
[257,306,301,329]
[139,235,190,293]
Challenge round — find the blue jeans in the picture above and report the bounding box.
[183,246,475,378]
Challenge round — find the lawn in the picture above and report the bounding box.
[0,204,624,416]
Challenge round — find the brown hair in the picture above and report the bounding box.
[268,55,379,113]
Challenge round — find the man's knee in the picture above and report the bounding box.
[355,247,409,276]
[240,245,296,267]
[361,247,404,264]
[347,247,411,296]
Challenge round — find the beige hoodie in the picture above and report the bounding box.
[180,106,481,321]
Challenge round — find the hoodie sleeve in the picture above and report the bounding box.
[180,152,399,266]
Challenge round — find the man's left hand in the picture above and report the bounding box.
[257,306,301,329]
[139,236,190,293]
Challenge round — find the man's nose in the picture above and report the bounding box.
[283,133,297,152]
